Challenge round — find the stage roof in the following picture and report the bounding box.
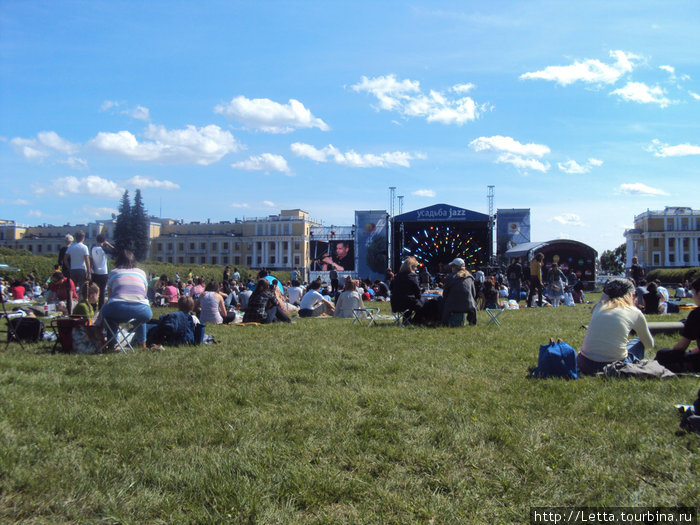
[393,203,490,223]
[504,240,598,259]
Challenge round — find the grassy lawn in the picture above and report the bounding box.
[1,298,698,523]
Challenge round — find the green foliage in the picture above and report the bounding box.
[113,190,132,254]
[0,247,57,282]
[132,189,150,261]
[1,301,697,522]
[647,267,700,284]
[599,243,626,274]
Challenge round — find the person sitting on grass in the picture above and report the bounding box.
[642,281,664,315]
[441,258,477,327]
[196,281,236,325]
[47,270,78,315]
[334,279,365,318]
[243,279,292,323]
[654,277,700,373]
[72,282,100,320]
[298,280,335,318]
[577,278,654,375]
[480,280,502,310]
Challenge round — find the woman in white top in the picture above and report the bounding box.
[334,280,365,318]
[196,281,236,324]
[577,278,654,375]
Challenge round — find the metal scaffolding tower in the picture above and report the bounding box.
[487,185,495,265]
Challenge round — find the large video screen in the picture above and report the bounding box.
[309,239,355,271]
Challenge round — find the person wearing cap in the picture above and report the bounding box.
[441,257,477,326]
[577,278,654,375]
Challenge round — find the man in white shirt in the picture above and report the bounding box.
[91,233,115,309]
[64,230,91,291]
[299,280,335,317]
[286,280,305,306]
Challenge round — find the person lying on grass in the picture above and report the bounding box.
[577,278,654,375]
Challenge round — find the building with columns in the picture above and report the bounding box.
[0,209,321,275]
[624,207,700,270]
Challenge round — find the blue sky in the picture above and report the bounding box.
[1,1,699,254]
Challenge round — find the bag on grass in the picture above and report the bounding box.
[601,359,676,379]
[532,338,578,379]
[8,316,44,342]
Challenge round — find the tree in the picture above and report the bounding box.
[132,189,150,261]
[114,190,132,254]
[600,243,626,275]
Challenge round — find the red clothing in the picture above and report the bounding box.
[48,278,78,301]
[11,286,25,300]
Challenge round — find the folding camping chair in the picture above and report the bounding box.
[352,307,378,327]
[100,318,147,353]
[485,307,507,326]
[2,300,26,350]
[392,309,413,327]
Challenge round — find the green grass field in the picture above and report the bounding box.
[1,299,698,523]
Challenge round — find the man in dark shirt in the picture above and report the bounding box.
[629,256,644,284]
[506,257,523,301]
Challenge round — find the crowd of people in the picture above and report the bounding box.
[1,234,698,372]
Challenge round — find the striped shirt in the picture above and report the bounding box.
[106,268,149,305]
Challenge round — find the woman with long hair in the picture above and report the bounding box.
[577,278,654,375]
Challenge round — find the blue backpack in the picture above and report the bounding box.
[532,338,578,379]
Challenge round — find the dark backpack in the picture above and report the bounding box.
[147,311,197,346]
[532,339,578,379]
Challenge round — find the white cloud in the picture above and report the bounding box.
[550,213,585,226]
[100,100,119,112]
[412,189,436,197]
[496,152,550,173]
[28,209,43,217]
[520,50,640,86]
[214,96,329,133]
[231,153,291,174]
[558,158,603,174]
[123,105,150,121]
[263,200,275,207]
[469,135,549,157]
[230,203,250,208]
[82,206,118,218]
[610,82,672,107]
[617,183,669,196]
[690,91,700,100]
[0,198,30,205]
[291,142,423,168]
[659,65,675,74]
[34,175,125,199]
[90,124,242,165]
[10,131,78,160]
[351,74,487,125]
[126,176,180,190]
[648,139,700,157]
[59,157,89,170]
[469,135,550,173]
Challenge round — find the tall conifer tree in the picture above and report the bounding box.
[132,189,149,261]
[114,190,132,253]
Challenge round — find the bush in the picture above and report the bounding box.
[0,247,57,282]
[646,266,700,284]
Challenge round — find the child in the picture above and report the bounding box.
[72,282,100,321]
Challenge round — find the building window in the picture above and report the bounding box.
[200,242,206,250]
[178,257,184,264]
[283,255,288,265]
[246,256,252,266]
[189,256,195,264]
[683,254,690,263]
[652,252,661,266]
[234,256,240,265]
[211,256,218,265]
[178,243,184,251]
[223,256,229,264]
[189,243,195,250]
[257,256,262,265]
[166,243,172,251]
[37,245,42,253]
[653,238,659,248]
[234,242,240,251]
[294,241,300,250]
[282,241,288,250]
[211,242,218,251]
[270,255,275,265]
[167,256,173,263]
[256,242,262,251]
[223,242,229,250]
[668,238,675,249]
[294,255,300,265]
[271,225,276,235]
[157,242,163,251]
[669,254,675,263]
[247,242,252,250]
[200,256,206,264]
